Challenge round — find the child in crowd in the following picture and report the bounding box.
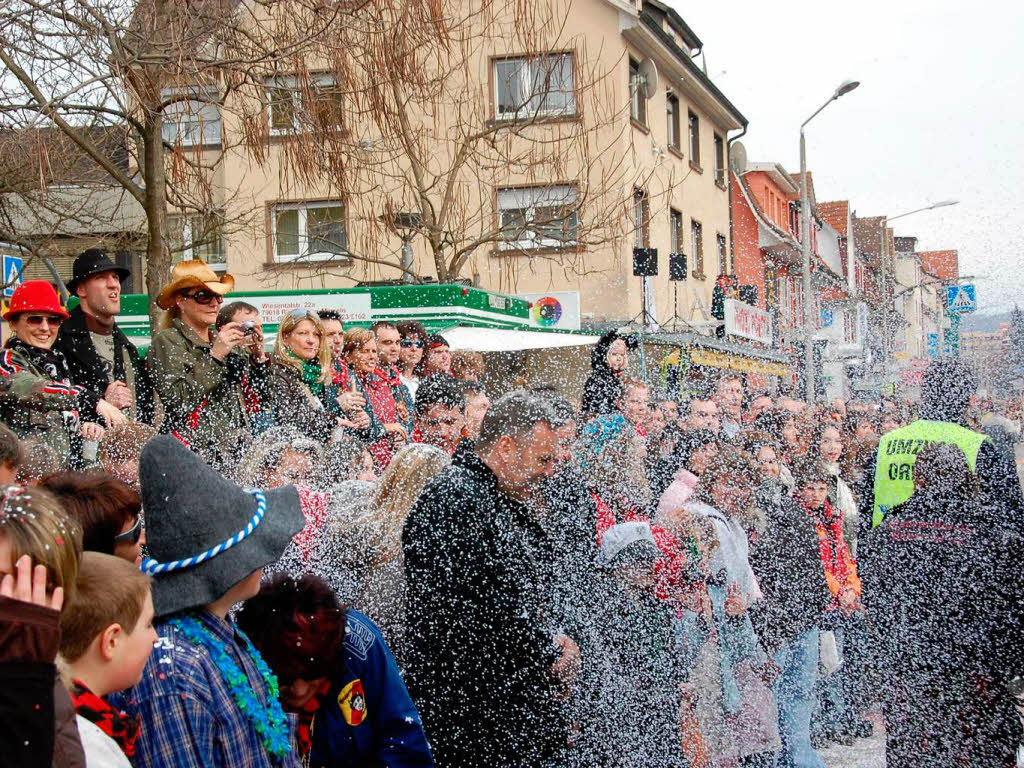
[793,459,863,747]
[237,573,433,767]
[60,552,157,767]
[0,483,84,767]
[583,521,686,768]
[121,435,306,768]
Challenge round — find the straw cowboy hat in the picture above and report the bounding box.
[156,259,235,310]
[139,435,304,618]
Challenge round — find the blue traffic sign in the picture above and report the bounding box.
[2,254,23,299]
[945,284,976,314]
[926,332,939,358]
[820,307,834,327]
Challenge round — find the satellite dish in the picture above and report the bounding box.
[729,141,747,173]
[638,58,659,100]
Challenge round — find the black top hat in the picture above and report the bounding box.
[139,435,305,618]
[65,249,130,295]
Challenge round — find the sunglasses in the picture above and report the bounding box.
[400,339,425,348]
[186,290,224,306]
[113,515,143,545]
[288,308,319,321]
[22,314,64,327]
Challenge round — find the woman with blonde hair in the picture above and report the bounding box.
[323,443,449,659]
[271,309,359,443]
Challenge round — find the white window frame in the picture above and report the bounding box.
[690,219,704,277]
[493,54,575,121]
[497,185,580,251]
[161,86,222,147]
[629,58,646,126]
[168,212,227,270]
[271,201,349,263]
[266,73,343,136]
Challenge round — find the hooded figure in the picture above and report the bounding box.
[580,330,630,423]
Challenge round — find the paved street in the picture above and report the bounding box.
[820,733,886,767]
[818,711,886,768]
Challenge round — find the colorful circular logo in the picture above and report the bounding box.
[532,296,562,327]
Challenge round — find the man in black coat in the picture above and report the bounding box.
[859,443,1023,768]
[54,250,155,424]
[403,390,579,767]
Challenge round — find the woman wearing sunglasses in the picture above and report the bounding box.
[148,260,270,470]
[40,471,145,566]
[0,280,125,469]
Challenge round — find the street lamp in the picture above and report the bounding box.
[799,78,860,403]
[879,199,960,387]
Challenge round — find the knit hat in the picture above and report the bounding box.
[139,435,305,618]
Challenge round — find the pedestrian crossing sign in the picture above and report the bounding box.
[2,254,23,299]
[945,284,976,314]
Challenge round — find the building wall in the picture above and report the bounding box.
[729,174,766,309]
[185,0,740,328]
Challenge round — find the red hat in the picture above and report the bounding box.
[3,281,70,321]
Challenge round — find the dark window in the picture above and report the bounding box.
[670,208,683,252]
[691,219,704,277]
[688,110,700,167]
[714,134,725,185]
[717,233,728,274]
[629,59,646,125]
[666,93,680,149]
[633,188,650,247]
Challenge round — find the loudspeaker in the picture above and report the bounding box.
[669,252,687,281]
[739,285,758,306]
[632,247,658,276]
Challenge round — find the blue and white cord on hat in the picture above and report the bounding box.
[140,491,267,576]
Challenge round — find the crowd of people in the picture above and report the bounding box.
[1,250,1023,768]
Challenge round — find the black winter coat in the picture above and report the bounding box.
[580,330,625,423]
[858,492,1024,680]
[402,450,568,766]
[53,306,155,424]
[749,480,831,653]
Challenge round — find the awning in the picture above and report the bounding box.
[438,326,601,352]
[689,347,789,377]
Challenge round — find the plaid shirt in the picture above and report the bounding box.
[121,611,301,768]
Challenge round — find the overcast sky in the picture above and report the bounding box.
[670,0,1024,314]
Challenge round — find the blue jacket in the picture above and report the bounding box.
[309,611,433,768]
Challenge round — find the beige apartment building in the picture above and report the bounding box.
[893,235,945,362]
[162,0,745,326]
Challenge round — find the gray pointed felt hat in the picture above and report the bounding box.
[139,435,305,618]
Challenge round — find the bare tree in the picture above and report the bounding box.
[0,0,356,321]
[238,0,662,287]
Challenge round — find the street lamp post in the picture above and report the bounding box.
[799,79,859,403]
[878,199,959,391]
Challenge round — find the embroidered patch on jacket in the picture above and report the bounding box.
[343,616,375,661]
[338,679,367,726]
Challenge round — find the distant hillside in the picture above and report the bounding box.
[962,311,1013,333]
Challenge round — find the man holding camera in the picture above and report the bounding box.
[55,249,155,424]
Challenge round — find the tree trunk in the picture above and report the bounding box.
[142,118,170,329]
